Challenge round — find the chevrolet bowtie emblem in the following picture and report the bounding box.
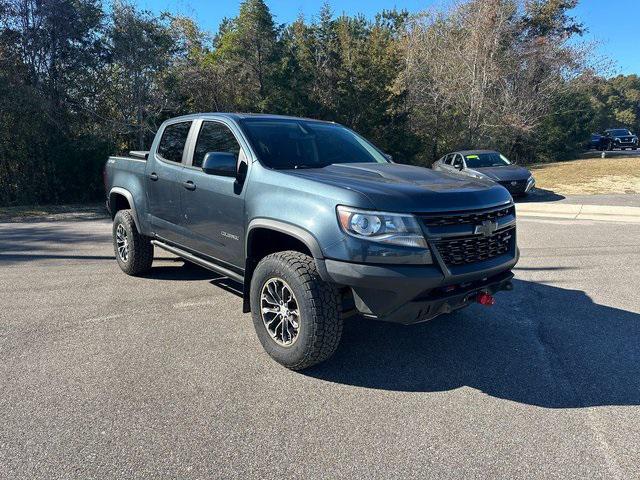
[474,220,498,237]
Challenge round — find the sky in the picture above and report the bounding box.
[133,0,639,76]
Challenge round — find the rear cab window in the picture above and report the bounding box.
[157,121,192,163]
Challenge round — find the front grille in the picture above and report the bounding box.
[420,205,514,227]
[434,227,514,267]
[497,180,527,194]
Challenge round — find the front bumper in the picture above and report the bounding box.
[320,250,518,324]
[498,177,534,195]
[614,138,638,148]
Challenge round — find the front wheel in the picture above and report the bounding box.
[250,251,343,370]
[112,209,154,275]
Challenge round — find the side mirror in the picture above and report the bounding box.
[455,163,463,171]
[202,152,237,177]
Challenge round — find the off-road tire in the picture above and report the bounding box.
[250,251,343,370]
[113,209,154,276]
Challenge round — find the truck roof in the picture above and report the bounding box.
[166,112,336,124]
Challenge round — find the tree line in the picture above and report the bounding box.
[0,0,638,206]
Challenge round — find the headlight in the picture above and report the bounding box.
[336,206,428,248]
[614,137,621,142]
[526,175,535,191]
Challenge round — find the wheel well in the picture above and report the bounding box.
[246,228,313,262]
[109,193,131,218]
[243,228,316,313]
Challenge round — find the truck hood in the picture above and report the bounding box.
[471,165,532,182]
[282,163,512,212]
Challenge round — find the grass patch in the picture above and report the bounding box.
[530,156,640,195]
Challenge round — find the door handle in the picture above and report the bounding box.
[183,180,196,191]
[149,172,158,181]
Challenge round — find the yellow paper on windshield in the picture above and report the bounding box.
[466,155,479,159]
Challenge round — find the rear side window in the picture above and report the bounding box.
[157,122,191,163]
[193,121,241,168]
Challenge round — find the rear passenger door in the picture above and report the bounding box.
[179,120,248,269]
[146,120,192,242]
[438,154,455,173]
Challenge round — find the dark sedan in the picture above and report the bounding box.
[432,149,535,196]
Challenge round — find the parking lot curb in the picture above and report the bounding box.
[516,203,640,223]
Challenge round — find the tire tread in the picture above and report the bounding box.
[113,209,153,276]
[252,250,343,370]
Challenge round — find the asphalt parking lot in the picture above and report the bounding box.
[1,216,639,479]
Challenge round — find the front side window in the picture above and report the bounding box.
[193,121,242,168]
[239,118,389,170]
[157,122,191,163]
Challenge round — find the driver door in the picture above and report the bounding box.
[179,120,248,269]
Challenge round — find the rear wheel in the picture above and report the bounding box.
[112,209,154,275]
[250,251,343,370]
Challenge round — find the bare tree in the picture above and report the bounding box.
[399,0,589,162]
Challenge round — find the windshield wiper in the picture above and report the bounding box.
[292,164,327,169]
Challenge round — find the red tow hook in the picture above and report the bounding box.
[476,292,495,306]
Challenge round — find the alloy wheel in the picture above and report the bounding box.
[260,278,300,347]
[116,224,129,262]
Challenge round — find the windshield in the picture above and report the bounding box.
[608,129,631,136]
[464,152,511,168]
[239,118,389,169]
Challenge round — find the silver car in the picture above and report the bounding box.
[432,149,535,197]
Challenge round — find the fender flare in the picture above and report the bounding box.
[245,218,324,260]
[109,187,141,231]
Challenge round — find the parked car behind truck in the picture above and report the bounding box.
[432,150,535,197]
[105,113,519,370]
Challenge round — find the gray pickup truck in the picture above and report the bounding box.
[105,113,518,370]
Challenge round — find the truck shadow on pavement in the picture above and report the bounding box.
[305,279,640,408]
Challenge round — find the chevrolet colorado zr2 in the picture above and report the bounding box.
[104,113,518,370]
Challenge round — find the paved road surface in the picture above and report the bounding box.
[1,217,639,479]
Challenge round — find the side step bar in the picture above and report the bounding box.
[151,240,244,283]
